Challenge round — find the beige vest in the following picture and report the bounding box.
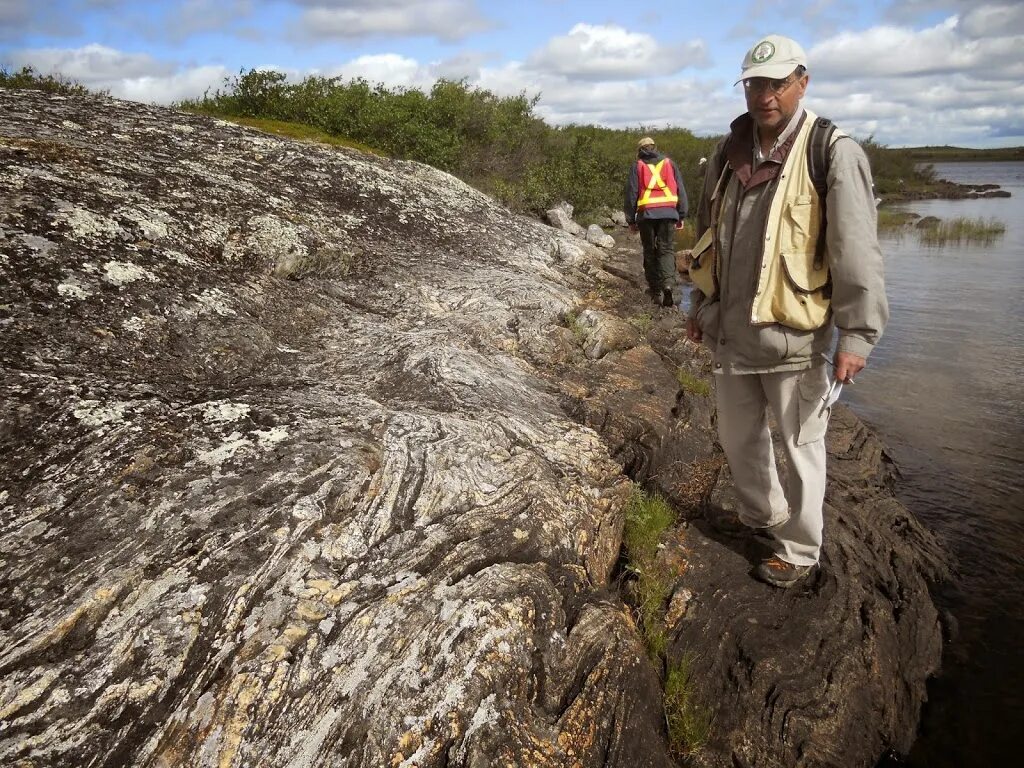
[690,110,841,331]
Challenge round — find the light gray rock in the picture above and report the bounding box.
[585,224,616,249]
[545,202,585,237]
[611,211,628,227]
[0,90,674,768]
[575,309,642,360]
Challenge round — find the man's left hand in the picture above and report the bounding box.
[835,352,866,384]
[629,223,638,234]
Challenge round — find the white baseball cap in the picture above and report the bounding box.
[735,35,807,84]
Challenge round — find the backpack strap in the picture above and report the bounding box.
[807,117,837,268]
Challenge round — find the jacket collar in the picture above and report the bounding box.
[725,110,807,190]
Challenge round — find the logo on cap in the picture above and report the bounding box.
[751,41,775,63]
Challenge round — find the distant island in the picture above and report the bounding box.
[902,145,1024,162]
[869,144,1021,202]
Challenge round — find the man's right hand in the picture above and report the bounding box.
[686,316,702,343]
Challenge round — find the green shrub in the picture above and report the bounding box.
[0,66,103,96]
[175,70,939,221]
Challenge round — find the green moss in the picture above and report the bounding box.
[664,655,714,756]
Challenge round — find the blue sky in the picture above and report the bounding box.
[2,0,1022,147]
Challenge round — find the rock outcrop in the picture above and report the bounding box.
[559,250,950,768]
[0,89,948,768]
[0,90,673,768]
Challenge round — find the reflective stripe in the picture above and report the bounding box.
[637,159,679,209]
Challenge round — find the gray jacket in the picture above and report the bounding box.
[690,110,888,374]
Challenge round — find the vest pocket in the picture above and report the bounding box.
[784,194,819,253]
[774,252,831,330]
[780,250,830,293]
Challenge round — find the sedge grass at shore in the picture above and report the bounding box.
[878,211,1006,246]
[919,216,1006,246]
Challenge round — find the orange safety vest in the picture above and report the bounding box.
[636,158,679,211]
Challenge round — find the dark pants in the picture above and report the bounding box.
[638,218,677,293]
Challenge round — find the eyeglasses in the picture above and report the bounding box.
[742,74,800,96]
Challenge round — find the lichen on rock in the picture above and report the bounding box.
[0,89,675,767]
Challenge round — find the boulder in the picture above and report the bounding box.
[611,210,628,227]
[585,224,616,249]
[544,201,585,237]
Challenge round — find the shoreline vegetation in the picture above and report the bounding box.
[877,210,1007,246]
[2,65,1017,222]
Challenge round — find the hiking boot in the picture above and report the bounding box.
[662,288,674,307]
[755,556,814,588]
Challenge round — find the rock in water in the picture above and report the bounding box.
[0,91,674,767]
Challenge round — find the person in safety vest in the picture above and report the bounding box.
[624,136,688,307]
[686,35,888,588]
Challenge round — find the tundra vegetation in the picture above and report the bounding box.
[0,65,990,225]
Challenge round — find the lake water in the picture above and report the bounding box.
[848,161,1024,767]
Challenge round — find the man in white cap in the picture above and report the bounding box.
[686,35,888,587]
[624,136,688,307]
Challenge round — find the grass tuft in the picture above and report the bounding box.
[918,216,1006,246]
[623,488,675,560]
[677,368,711,398]
[664,655,714,757]
[621,489,713,755]
[622,488,676,658]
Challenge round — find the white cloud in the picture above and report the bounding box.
[809,16,1023,79]
[526,23,708,81]
[113,65,233,104]
[4,43,228,104]
[325,53,432,89]
[431,52,489,82]
[960,3,1024,37]
[475,60,736,135]
[6,44,175,82]
[291,0,491,42]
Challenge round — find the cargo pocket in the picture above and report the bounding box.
[796,365,831,446]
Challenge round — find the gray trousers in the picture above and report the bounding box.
[714,366,831,566]
[638,218,677,292]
